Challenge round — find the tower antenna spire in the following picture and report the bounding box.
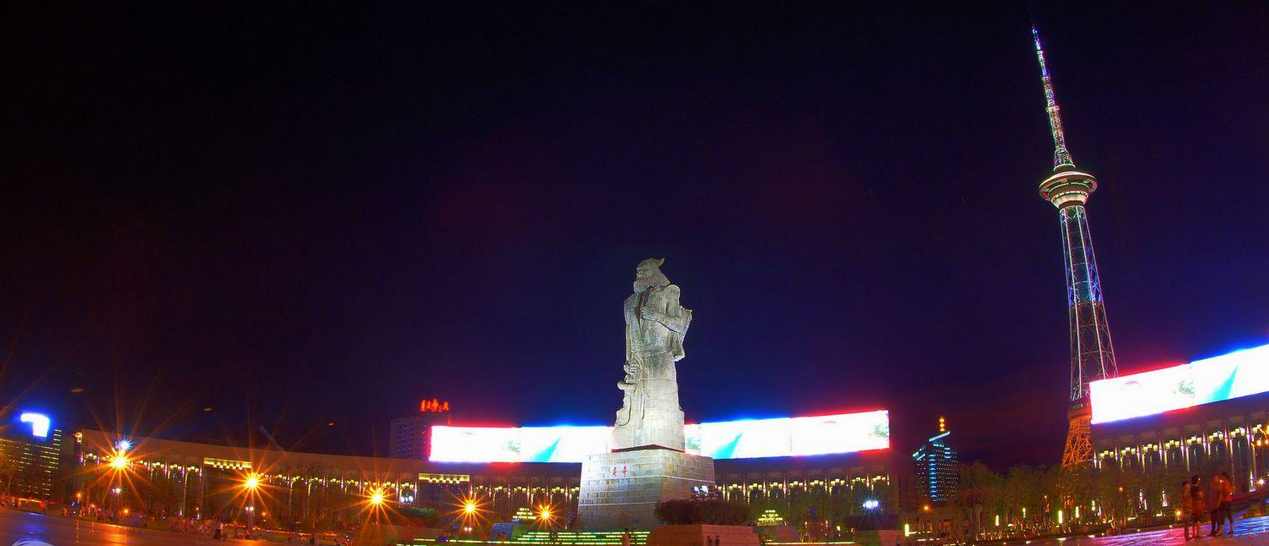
[1032,26,1075,170]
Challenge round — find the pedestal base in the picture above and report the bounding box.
[578,448,715,530]
[648,525,759,546]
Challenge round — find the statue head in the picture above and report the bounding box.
[634,258,670,293]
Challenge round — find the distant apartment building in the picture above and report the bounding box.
[389,416,433,460]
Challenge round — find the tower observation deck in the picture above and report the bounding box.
[1031,27,1118,467]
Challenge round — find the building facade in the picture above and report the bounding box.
[0,423,65,501]
[69,428,890,529]
[389,416,433,461]
[1093,391,1269,493]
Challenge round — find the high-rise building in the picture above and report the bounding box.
[389,416,432,460]
[390,399,453,460]
[913,417,957,504]
[0,411,65,500]
[1030,27,1119,468]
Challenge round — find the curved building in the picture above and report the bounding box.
[66,409,893,529]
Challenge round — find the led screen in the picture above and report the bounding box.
[789,412,891,456]
[19,412,51,439]
[430,410,889,463]
[520,426,612,462]
[1090,343,1269,424]
[429,426,521,463]
[686,417,789,459]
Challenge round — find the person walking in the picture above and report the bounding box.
[1220,471,1235,536]
[1210,473,1227,536]
[1181,480,1193,540]
[1189,475,1205,539]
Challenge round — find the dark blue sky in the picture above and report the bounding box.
[3,2,1267,468]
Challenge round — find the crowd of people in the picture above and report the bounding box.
[1179,471,1237,539]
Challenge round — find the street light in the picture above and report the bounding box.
[243,473,261,537]
[363,485,389,529]
[105,450,130,515]
[538,504,555,530]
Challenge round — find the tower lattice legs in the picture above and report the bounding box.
[1062,403,1093,467]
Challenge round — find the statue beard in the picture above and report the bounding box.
[633,272,670,293]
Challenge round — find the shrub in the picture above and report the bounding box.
[654,499,752,526]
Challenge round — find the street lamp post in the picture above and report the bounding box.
[108,451,129,517]
[244,474,261,538]
[365,485,388,540]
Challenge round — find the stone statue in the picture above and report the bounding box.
[579,257,713,530]
[614,258,692,451]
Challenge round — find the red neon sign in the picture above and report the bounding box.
[420,399,451,413]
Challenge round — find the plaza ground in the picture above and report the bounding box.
[0,509,278,545]
[999,516,1269,545]
[6,510,1269,546]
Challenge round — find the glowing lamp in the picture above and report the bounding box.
[110,455,129,470]
[370,490,385,506]
[463,500,478,515]
[244,474,261,490]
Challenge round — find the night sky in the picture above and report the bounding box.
[4,3,1268,469]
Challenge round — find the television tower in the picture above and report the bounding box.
[1031,27,1118,467]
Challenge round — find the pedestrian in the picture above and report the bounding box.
[1220,471,1235,536]
[1181,480,1192,540]
[1210,473,1225,536]
[1189,475,1205,539]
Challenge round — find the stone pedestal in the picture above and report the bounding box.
[578,447,715,530]
[648,525,759,546]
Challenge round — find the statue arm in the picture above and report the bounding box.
[624,324,633,364]
[641,286,692,333]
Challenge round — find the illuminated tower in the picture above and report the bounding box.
[1031,27,1118,467]
[913,416,958,504]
